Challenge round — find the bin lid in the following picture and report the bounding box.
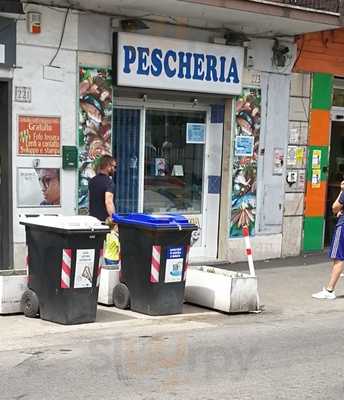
[112,213,197,230]
[19,215,109,233]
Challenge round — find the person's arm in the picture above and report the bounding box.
[105,191,115,217]
[332,181,344,215]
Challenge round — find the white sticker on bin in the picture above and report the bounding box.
[74,249,95,288]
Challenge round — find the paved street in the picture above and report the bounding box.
[1,257,344,400]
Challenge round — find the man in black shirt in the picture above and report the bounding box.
[88,155,116,221]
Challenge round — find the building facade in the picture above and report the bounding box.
[294,28,344,253]
[0,0,342,270]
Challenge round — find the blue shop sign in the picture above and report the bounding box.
[116,33,244,95]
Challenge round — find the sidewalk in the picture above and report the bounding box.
[0,251,341,351]
[210,249,329,272]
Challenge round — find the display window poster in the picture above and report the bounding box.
[186,123,206,144]
[230,88,261,238]
[78,66,113,215]
[74,249,95,288]
[155,158,166,176]
[17,167,61,208]
[164,247,184,283]
[18,116,60,156]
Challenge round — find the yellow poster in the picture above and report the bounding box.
[311,169,321,188]
[295,147,305,166]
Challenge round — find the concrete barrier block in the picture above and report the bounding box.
[185,266,259,313]
[0,270,27,314]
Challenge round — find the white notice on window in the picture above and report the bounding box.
[0,44,5,64]
[74,249,95,288]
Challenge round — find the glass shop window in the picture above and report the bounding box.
[333,88,344,107]
[144,109,206,214]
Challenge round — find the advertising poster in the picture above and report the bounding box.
[287,146,297,167]
[78,67,113,214]
[18,116,60,156]
[273,148,284,175]
[17,167,61,207]
[230,88,261,237]
[311,169,321,188]
[164,247,184,283]
[295,147,306,167]
[234,136,254,157]
[312,150,321,168]
[74,249,95,288]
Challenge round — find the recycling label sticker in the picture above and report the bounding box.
[164,247,184,283]
[74,249,95,288]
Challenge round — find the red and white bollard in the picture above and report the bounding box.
[242,225,256,277]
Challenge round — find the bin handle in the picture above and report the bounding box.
[19,213,61,218]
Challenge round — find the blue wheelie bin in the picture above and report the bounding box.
[112,213,197,316]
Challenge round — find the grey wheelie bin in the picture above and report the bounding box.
[112,213,197,316]
[20,215,109,325]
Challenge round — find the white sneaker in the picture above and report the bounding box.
[312,288,336,300]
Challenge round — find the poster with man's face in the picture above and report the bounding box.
[17,168,61,207]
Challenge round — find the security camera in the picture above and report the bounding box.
[192,98,198,106]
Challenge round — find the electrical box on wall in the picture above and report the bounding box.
[27,12,41,34]
[244,47,255,68]
[62,146,78,169]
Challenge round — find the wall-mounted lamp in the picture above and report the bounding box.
[224,30,250,46]
[121,18,149,31]
[192,98,198,107]
[141,94,148,102]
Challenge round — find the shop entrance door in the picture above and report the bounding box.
[325,108,344,245]
[0,80,12,269]
[114,99,219,259]
[143,107,209,258]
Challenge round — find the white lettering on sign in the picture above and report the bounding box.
[117,33,244,95]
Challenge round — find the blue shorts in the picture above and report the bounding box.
[329,225,344,260]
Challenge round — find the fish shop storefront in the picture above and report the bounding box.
[111,32,244,260]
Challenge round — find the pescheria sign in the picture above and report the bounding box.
[116,32,244,95]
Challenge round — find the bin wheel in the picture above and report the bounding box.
[21,289,39,318]
[113,283,130,310]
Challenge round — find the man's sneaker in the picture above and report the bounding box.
[312,288,336,300]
